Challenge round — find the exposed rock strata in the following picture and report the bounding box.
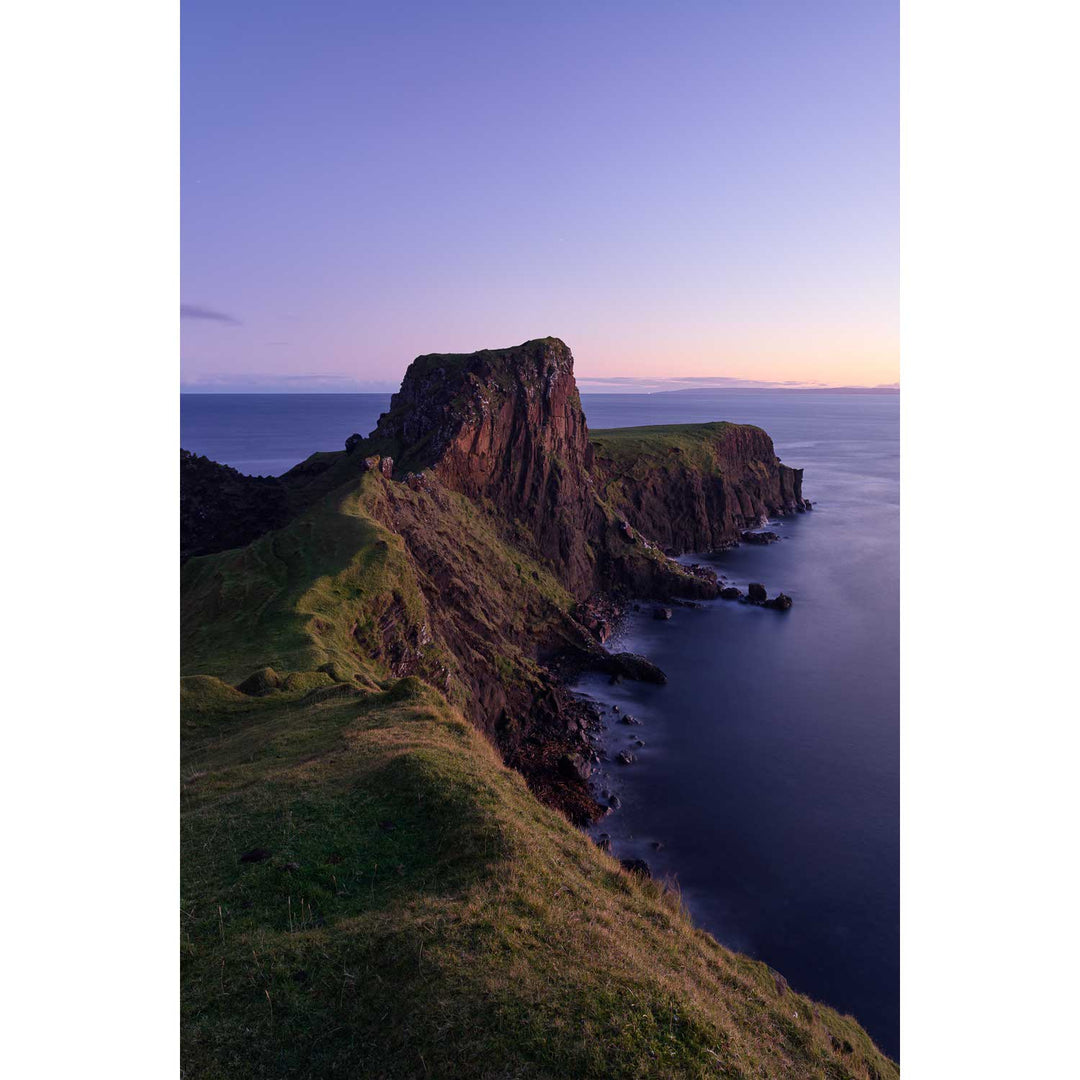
[373,338,601,596]
[591,424,807,556]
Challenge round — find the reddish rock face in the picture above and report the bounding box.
[374,338,601,596]
[592,424,807,557]
[374,337,809,599]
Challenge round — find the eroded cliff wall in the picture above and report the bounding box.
[372,338,601,596]
[369,338,807,600]
[590,421,807,555]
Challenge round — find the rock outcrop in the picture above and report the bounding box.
[370,337,806,600]
[590,422,808,556]
[372,338,601,596]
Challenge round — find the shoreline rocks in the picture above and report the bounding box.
[764,593,794,611]
[741,530,780,545]
[600,652,668,685]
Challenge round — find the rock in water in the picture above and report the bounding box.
[747,582,768,603]
[653,606,673,620]
[764,593,794,611]
[601,653,668,684]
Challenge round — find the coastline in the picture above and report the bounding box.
[180,340,898,1075]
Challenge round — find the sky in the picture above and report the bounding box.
[182,0,898,392]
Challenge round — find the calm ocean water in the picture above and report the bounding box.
[181,389,899,1057]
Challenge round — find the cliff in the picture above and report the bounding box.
[591,421,808,555]
[367,337,804,599]
[179,339,896,1078]
[372,338,600,597]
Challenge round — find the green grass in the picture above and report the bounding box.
[182,676,897,1079]
[589,421,750,475]
[181,451,898,1079]
[181,473,437,685]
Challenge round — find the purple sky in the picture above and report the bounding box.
[182,0,897,391]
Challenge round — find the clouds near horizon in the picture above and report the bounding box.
[181,303,240,325]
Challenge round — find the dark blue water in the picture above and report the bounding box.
[578,391,899,1059]
[180,389,899,1058]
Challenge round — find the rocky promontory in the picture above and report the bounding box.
[179,339,900,1079]
[181,338,808,823]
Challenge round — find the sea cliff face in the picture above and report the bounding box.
[373,338,600,597]
[368,337,806,600]
[591,421,808,556]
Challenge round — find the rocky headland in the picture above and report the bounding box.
[182,338,807,823]
[180,339,896,1079]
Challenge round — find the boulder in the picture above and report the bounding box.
[616,750,636,766]
[747,582,768,603]
[741,530,780,545]
[620,858,652,878]
[558,753,592,782]
[764,593,794,611]
[619,714,642,725]
[601,652,668,685]
[720,586,743,600]
[652,607,673,620]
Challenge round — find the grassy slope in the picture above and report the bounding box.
[181,451,898,1079]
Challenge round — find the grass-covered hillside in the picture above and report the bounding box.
[182,676,896,1079]
[181,425,893,1077]
[185,669,902,1075]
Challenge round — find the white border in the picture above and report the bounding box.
[4,1,1080,1074]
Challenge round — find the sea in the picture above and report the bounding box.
[181,389,900,1058]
